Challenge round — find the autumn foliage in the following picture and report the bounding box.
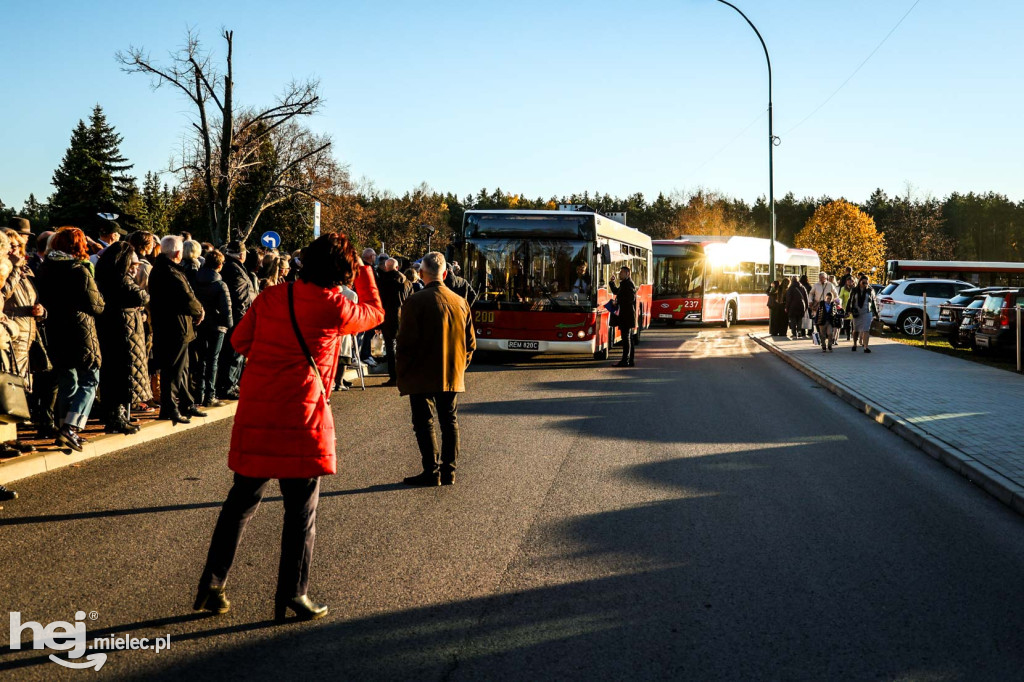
[795,200,887,277]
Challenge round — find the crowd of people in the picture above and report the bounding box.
[766,267,880,353]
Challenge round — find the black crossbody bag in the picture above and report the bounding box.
[287,283,330,406]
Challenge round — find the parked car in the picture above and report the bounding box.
[957,296,988,349]
[974,288,1024,353]
[937,287,1005,345]
[878,278,974,337]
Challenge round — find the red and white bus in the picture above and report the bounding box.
[652,236,820,326]
[886,260,1024,287]
[461,209,653,359]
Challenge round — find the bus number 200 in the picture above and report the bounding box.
[474,311,496,323]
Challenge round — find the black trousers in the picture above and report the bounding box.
[199,473,320,599]
[216,325,245,395]
[383,332,397,380]
[159,340,194,414]
[410,393,459,474]
[618,325,635,364]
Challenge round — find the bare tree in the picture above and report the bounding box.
[117,29,329,243]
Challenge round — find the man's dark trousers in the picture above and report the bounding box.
[383,332,398,380]
[409,393,459,475]
[217,325,245,396]
[618,325,635,364]
[198,474,320,599]
[160,341,195,414]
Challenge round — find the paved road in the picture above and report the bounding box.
[2,326,1023,681]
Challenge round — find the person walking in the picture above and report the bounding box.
[405,267,424,293]
[193,251,233,408]
[848,275,879,353]
[808,271,839,317]
[36,227,105,452]
[397,252,475,487]
[149,235,205,424]
[377,258,412,387]
[813,291,843,352]
[766,280,787,336]
[95,242,150,434]
[609,265,637,367]
[443,265,479,306]
[838,275,855,342]
[194,232,383,620]
[216,241,257,400]
[785,275,809,338]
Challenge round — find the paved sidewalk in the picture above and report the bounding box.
[750,332,1024,515]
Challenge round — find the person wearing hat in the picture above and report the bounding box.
[8,217,34,239]
[90,219,127,266]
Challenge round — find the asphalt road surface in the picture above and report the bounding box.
[2,326,1023,681]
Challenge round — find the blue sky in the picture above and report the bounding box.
[2,0,1022,210]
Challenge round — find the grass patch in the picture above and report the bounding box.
[879,328,1021,373]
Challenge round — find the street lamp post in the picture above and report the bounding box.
[715,0,778,280]
[421,224,436,253]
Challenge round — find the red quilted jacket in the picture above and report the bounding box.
[227,265,383,478]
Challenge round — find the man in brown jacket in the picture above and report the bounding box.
[397,252,476,486]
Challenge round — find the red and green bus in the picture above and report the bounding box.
[461,209,653,359]
[652,236,820,326]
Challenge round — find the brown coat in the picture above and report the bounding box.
[396,281,475,396]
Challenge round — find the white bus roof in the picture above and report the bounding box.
[654,235,818,266]
[464,209,652,249]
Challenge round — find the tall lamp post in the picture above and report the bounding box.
[715,0,778,279]
[421,223,436,253]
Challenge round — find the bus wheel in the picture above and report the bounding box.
[723,303,736,328]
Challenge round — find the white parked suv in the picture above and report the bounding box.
[878,278,974,337]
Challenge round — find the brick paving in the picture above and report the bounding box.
[753,331,1024,498]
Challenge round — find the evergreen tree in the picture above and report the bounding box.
[50,104,135,225]
[0,198,14,224]
[20,194,50,227]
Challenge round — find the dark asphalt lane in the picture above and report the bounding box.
[1,326,1023,681]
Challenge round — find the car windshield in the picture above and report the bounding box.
[968,298,986,308]
[947,294,975,306]
[881,283,899,296]
[982,296,1005,313]
[466,238,593,310]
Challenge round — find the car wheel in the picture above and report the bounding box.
[898,310,924,337]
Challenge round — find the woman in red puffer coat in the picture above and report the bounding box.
[194,232,383,622]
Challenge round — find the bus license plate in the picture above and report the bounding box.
[507,340,539,351]
[659,313,673,319]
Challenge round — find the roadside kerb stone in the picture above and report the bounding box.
[0,401,238,486]
[749,332,1024,516]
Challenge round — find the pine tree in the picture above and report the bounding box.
[50,104,135,225]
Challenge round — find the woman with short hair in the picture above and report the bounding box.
[194,232,384,621]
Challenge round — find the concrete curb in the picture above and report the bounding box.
[0,402,238,486]
[749,333,1024,516]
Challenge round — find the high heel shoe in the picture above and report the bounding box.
[274,595,328,621]
[193,586,230,614]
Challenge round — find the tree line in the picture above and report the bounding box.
[2,28,1020,268]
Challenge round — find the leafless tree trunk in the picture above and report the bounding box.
[117,29,328,245]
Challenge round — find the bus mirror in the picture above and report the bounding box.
[445,245,455,262]
[600,244,612,264]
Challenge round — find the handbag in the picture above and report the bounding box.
[0,352,31,424]
[287,283,330,407]
[800,312,813,330]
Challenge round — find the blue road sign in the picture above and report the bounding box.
[261,231,282,249]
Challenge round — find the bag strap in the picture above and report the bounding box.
[288,283,330,406]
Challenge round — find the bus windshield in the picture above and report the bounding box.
[653,255,704,299]
[466,238,593,310]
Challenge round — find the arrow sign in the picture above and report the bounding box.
[261,231,282,249]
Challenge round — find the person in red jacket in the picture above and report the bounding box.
[193,232,384,621]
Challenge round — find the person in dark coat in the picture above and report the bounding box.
[443,268,479,306]
[193,250,233,408]
[149,235,205,424]
[216,241,256,400]
[785,275,809,338]
[194,232,383,621]
[35,227,105,452]
[95,242,150,435]
[377,258,412,385]
[397,252,475,487]
[609,266,637,367]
